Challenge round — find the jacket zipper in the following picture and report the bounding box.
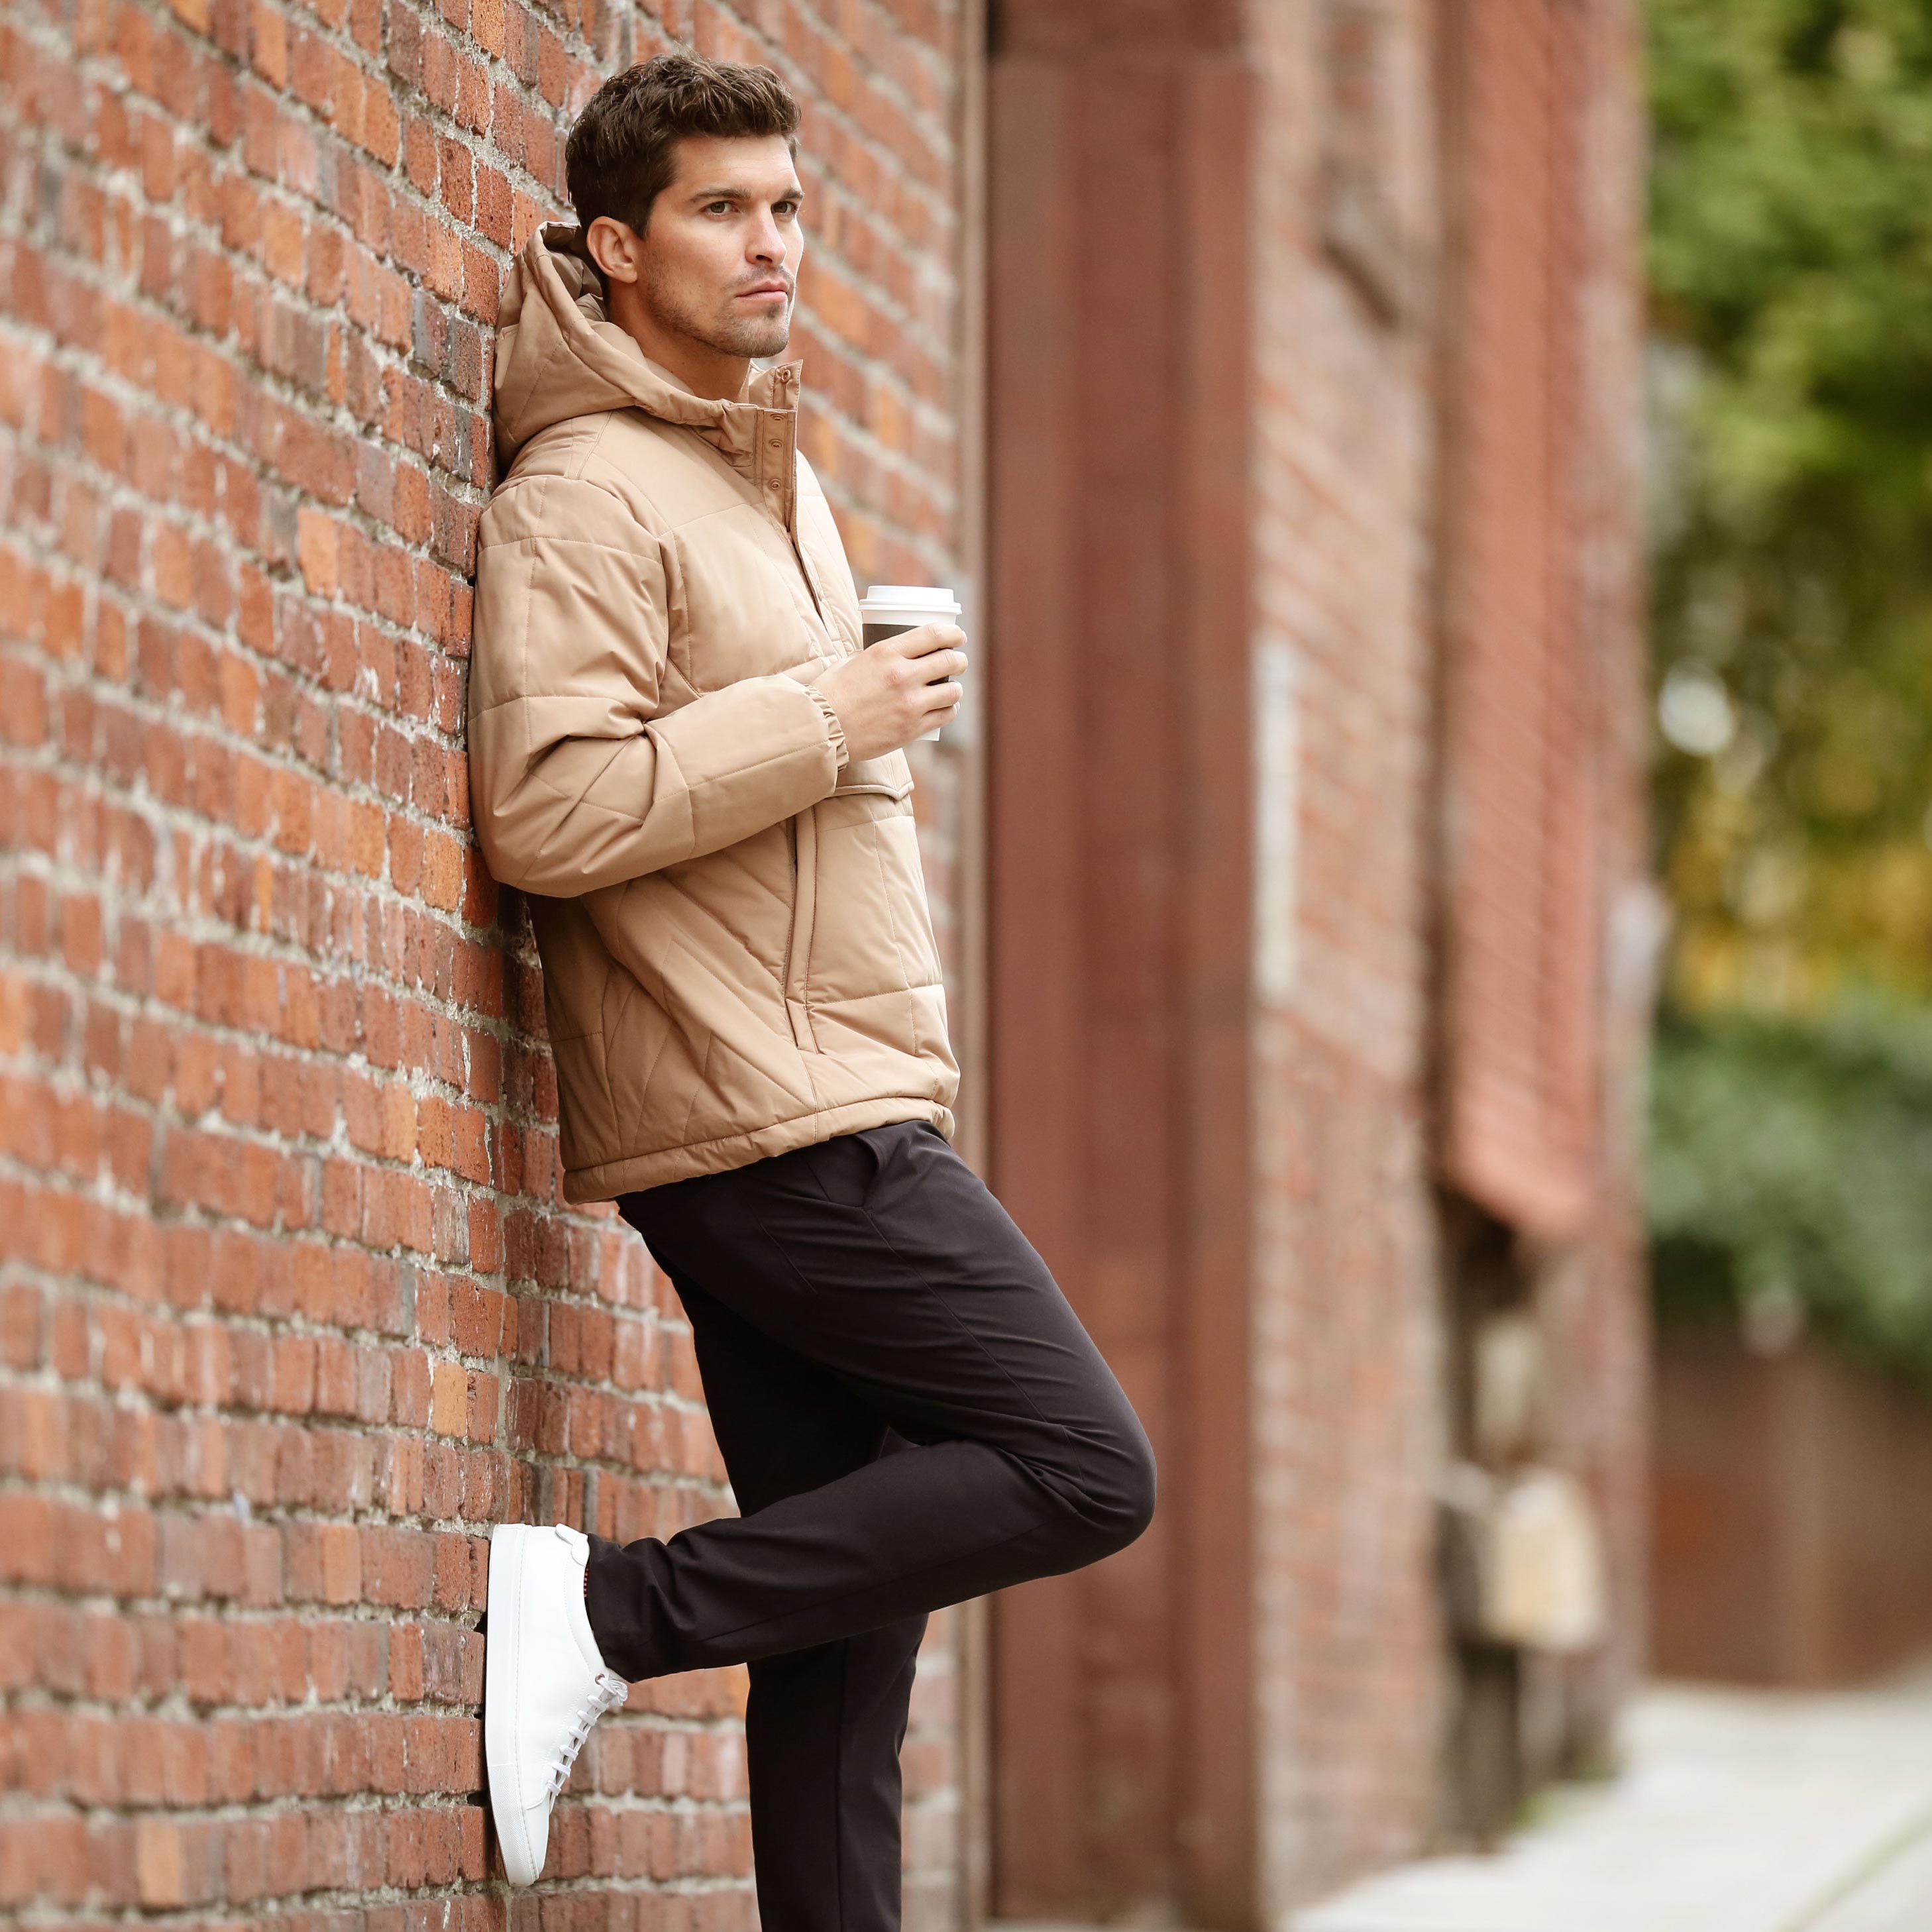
[759,371,827,620]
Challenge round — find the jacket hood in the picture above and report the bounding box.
[492,223,804,470]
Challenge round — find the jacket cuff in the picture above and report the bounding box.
[804,684,849,771]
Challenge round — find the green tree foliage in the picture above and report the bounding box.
[1652,1004,1932,1378]
[1648,3,1932,1368]
[1649,0,1932,1010]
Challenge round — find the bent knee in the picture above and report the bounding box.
[1065,1417,1157,1562]
[1107,1424,1159,1547]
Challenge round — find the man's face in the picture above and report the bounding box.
[636,133,804,361]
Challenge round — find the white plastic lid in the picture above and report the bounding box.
[859,584,961,615]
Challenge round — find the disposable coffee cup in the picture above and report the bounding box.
[858,584,962,743]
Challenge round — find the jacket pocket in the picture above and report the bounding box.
[832,747,915,801]
[781,807,820,1051]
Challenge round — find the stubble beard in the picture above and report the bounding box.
[641,254,791,363]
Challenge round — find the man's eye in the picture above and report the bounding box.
[775,202,798,218]
[706,200,733,214]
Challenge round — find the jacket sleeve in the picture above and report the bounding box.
[467,475,843,897]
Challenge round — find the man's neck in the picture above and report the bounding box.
[607,282,749,403]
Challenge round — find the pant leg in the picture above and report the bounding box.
[653,1258,928,1932]
[745,1622,923,1932]
[585,1120,1155,1680]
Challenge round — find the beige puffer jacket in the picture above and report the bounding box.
[468,225,958,1199]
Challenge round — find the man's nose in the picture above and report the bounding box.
[747,217,788,266]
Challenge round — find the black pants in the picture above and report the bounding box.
[586,1120,1155,1932]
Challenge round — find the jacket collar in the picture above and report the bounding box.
[493,223,803,481]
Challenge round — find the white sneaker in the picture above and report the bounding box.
[484,1522,629,1885]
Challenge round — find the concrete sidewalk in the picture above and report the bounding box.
[1295,1670,1932,1932]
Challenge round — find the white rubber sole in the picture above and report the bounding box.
[483,1523,545,1886]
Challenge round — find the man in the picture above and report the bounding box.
[468,50,1155,1931]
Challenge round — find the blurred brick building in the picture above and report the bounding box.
[0,1,1648,1929]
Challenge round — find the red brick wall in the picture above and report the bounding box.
[1436,0,1605,1241]
[1434,0,1654,1768]
[1247,0,1449,1896]
[983,0,1647,1920]
[1249,0,1648,1901]
[0,0,980,1923]
[985,15,1257,1922]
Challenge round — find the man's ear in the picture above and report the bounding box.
[584,215,643,286]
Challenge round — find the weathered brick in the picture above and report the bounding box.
[3,0,972,1921]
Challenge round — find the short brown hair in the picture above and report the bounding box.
[566,52,801,237]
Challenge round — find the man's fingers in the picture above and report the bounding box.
[917,680,963,713]
[893,649,966,683]
[892,622,966,659]
[887,654,966,694]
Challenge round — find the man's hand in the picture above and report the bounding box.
[812,624,967,762]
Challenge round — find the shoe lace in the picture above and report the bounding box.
[545,1670,628,1799]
